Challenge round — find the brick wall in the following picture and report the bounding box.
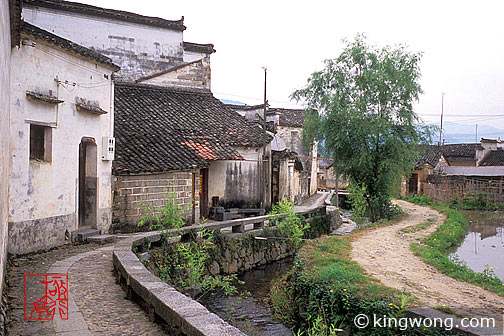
[112,170,200,232]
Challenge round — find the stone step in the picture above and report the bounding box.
[87,234,116,244]
[76,229,100,242]
[330,221,357,236]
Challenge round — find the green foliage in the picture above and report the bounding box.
[137,186,189,232]
[271,235,460,335]
[292,34,435,221]
[402,194,432,206]
[138,190,241,300]
[269,200,310,248]
[148,223,242,300]
[295,311,343,336]
[405,197,504,296]
[450,194,504,211]
[347,182,367,218]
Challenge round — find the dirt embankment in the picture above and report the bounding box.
[350,200,504,316]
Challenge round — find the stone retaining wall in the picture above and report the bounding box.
[113,206,336,335]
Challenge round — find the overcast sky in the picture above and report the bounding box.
[79,0,504,134]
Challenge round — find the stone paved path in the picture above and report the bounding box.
[6,242,167,335]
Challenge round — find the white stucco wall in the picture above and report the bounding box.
[8,33,115,254]
[207,147,264,209]
[22,5,183,81]
[0,0,12,292]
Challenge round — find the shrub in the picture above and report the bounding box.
[269,200,309,248]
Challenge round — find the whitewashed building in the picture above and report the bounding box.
[8,21,119,254]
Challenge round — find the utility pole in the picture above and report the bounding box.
[262,67,268,209]
[439,93,445,145]
[475,124,478,143]
[263,67,267,154]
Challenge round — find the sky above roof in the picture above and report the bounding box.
[74,0,504,136]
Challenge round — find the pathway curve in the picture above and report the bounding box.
[6,242,167,335]
[350,200,504,317]
[294,191,328,213]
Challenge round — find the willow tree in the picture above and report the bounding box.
[293,35,433,220]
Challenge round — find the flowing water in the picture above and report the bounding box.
[201,258,294,336]
[451,210,504,280]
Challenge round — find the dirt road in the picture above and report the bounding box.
[350,200,504,315]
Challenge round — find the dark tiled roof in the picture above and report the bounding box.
[416,145,441,168]
[113,129,208,174]
[440,143,478,158]
[21,22,119,70]
[318,157,334,169]
[268,108,306,127]
[23,0,186,31]
[479,149,504,166]
[224,103,265,111]
[183,42,215,54]
[26,91,64,104]
[114,83,269,174]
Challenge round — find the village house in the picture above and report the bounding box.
[21,0,273,230]
[317,157,336,190]
[7,21,119,254]
[112,83,269,230]
[402,139,504,203]
[226,104,318,204]
[267,108,318,203]
[1,0,21,297]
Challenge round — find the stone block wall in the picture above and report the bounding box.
[112,170,199,232]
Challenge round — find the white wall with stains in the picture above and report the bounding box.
[0,0,12,292]
[22,5,184,81]
[207,147,267,209]
[8,32,115,254]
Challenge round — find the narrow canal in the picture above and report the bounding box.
[451,210,504,280]
[201,258,294,336]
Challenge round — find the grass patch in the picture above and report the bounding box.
[404,195,504,297]
[300,235,403,302]
[271,211,462,335]
[399,218,435,234]
[433,305,467,318]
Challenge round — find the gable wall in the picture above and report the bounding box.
[23,5,184,81]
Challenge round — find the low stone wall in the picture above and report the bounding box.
[113,232,246,336]
[112,170,199,233]
[113,205,336,335]
[208,236,297,275]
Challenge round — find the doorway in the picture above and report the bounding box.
[408,173,418,195]
[78,138,98,228]
[199,168,209,218]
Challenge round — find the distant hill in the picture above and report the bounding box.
[219,99,246,106]
[440,123,503,143]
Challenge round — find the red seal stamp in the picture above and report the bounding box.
[24,274,69,320]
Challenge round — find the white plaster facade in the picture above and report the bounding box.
[207,146,270,209]
[0,0,12,292]
[8,30,116,254]
[22,4,184,81]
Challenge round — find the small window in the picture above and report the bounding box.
[30,125,52,162]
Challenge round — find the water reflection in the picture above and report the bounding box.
[201,258,294,336]
[451,210,504,280]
